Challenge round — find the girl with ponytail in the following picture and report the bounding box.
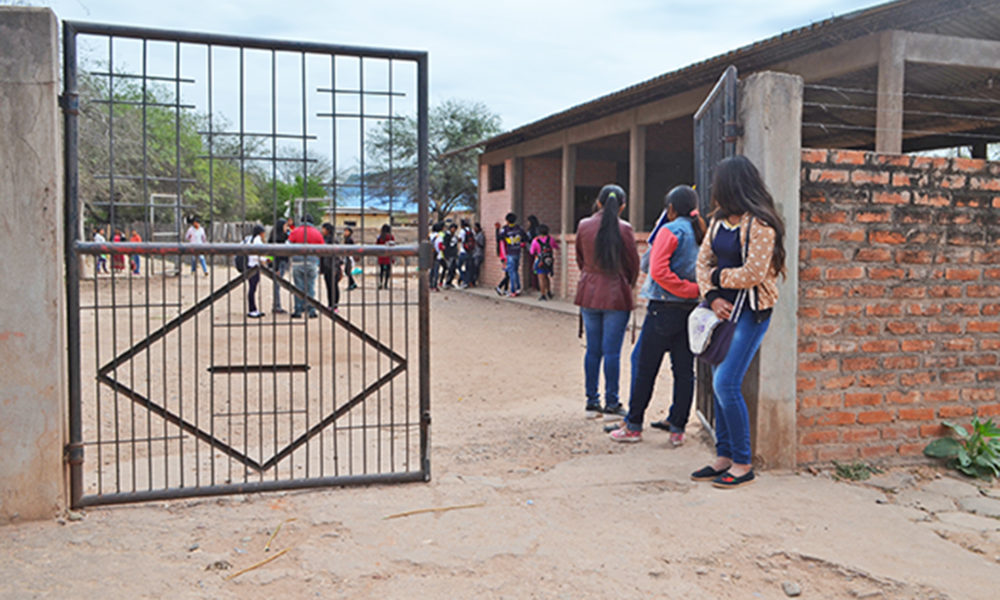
[574,184,641,419]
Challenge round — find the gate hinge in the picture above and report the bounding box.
[64,442,84,465]
[724,120,743,142]
[59,92,80,116]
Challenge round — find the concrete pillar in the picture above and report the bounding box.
[628,124,646,228]
[0,7,67,521]
[737,71,803,470]
[511,157,524,221]
[876,31,905,154]
[559,143,576,298]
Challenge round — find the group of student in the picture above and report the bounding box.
[575,155,786,490]
[494,213,559,300]
[429,219,486,291]
[92,226,143,275]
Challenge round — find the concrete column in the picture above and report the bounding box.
[876,30,905,154]
[628,124,646,228]
[559,144,576,298]
[0,7,67,521]
[737,71,803,470]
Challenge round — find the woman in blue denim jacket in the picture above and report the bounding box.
[608,186,705,444]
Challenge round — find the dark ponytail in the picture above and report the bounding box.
[594,184,627,273]
[664,185,707,244]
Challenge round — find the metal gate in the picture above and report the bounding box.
[63,22,430,507]
[692,65,740,440]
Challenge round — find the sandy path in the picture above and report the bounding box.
[2,288,998,599]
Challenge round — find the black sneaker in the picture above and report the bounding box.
[585,405,603,419]
[603,405,626,421]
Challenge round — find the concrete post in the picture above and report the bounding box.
[628,124,646,228]
[876,31,905,154]
[0,7,67,521]
[738,71,802,470]
[559,143,576,298]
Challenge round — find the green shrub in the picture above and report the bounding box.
[923,418,1000,480]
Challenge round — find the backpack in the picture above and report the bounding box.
[538,236,554,270]
[461,228,475,252]
[234,235,250,272]
[443,231,458,258]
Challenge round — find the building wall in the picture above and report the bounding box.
[480,160,513,287]
[797,148,1000,464]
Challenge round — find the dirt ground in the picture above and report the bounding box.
[2,286,1000,599]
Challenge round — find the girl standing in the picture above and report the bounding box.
[376,224,395,289]
[246,224,266,318]
[529,223,558,301]
[692,156,786,489]
[608,185,704,444]
[574,184,640,419]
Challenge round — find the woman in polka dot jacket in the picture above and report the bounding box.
[692,155,787,489]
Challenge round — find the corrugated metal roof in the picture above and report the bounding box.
[481,0,1000,153]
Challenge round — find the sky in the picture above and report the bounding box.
[38,0,886,133]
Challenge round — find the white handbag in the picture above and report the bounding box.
[688,304,722,354]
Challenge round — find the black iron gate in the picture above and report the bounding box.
[63,22,430,507]
[692,65,740,440]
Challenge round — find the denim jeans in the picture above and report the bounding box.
[581,307,630,409]
[247,272,260,313]
[272,258,289,310]
[711,309,771,465]
[505,252,521,293]
[291,256,319,316]
[190,255,207,273]
[624,302,696,432]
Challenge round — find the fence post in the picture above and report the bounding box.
[0,7,67,521]
[738,71,803,470]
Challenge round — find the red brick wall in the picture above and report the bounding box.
[797,148,1000,465]
[551,234,649,301]
[524,157,561,234]
[480,160,513,288]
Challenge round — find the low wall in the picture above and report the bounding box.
[797,148,1000,464]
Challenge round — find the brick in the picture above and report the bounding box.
[801,393,843,409]
[983,339,1000,351]
[968,284,1000,298]
[925,389,960,403]
[800,341,818,353]
[800,266,822,281]
[913,193,950,207]
[861,445,899,459]
[939,405,974,418]
[809,168,850,184]
[871,230,907,244]
[883,356,919,369]
[881,425,920,440]
[802,322,841,336]
[852,170,890,185]
[912,156,949,170]
[969,177,1000,191]
[843,428,881,443]
[891,172,911,186]
[846,393,883,407]
[896,250,933,264]
[926,356,959,368]
[800,358,837,372]
[823,304,863,317]
[886,321,921,335]
[798,414,817,427]
[843,357,878,371]
[820,340,858,354]
[964,353,999,367]
[984,304,1000,316]
[849,322,882,335]
[972,250,1000,264]
[952,157,985,173]
[900,340,934,352]
[797,448,817,464]
[898,443,927,457]
[861,340,899,353]
[801,148,828,164]
[869,267,905,280]
[928,285,963,298]
[979,370,1000,382]
[873,191,910,205]
[798,306,821,319]
[801,430,839,445]
[830,150,867,165]
[940,174,968,189]
[978,403,1000,416]
[797,377,817,392]
[829,229,867,243]
[811,247,846,261]
[822,376,856,390]
[818,446,860,461]
[927,321,962,334]
[875,154,910,167]
[858,410,893,424]
[887,390,921,404]
[818,411,857,426]
[810,211,849,224]
[856,248,892,262]
[962,388,997,402]
[900,372,934,386]
[827,266,865,280]
[968,321,1000,333]
[859,373,896,387]
[985,269,1000,281]
[806,285,846,299]
[943,338,975,352]
[900,408,935,421]
[851,285,888,299]
[941,371,975,384]
[800,228,821,242]
[920,424,949,438]
[892,286,927,299]
[945,268,980,281]
[856,211,890,223]
[944,302,980,316]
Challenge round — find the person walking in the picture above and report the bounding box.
[245,225,266,318]
[320,222,343,310]
[471,222,486,287]
[268,218,292,314]
[342,227,358,291]
[607,185,704,444]
[184,217,209,276]
[691,156,786,489]
[498,213,527,297]
[129,229,142,275]
[529,223,558,301]
[93,227,109,274]
[286,214,324,318]
[574,184,640,420]
[376,224,395,290]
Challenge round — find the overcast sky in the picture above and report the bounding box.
[40,0,884,132]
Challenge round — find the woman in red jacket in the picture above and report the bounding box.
[574,184,641,420]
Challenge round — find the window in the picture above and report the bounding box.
[488,163,505,192]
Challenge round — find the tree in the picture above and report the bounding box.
[366,98,502,222]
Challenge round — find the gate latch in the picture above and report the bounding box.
[59,92,80,116]
[724,120,743,143]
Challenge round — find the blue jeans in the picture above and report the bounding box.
[272,258,289,310]
[624,302,696,432]
[505,252,521,294]
[581,307,630,409]
[291,256,319,316]
[711,309,771,465]
[190,255,207,273]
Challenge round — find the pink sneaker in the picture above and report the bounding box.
[669,432,685,447]
[609,427,641,443]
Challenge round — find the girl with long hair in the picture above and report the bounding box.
[608,185,705,444]
[574,184,641,419]
[692,155,786,488]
